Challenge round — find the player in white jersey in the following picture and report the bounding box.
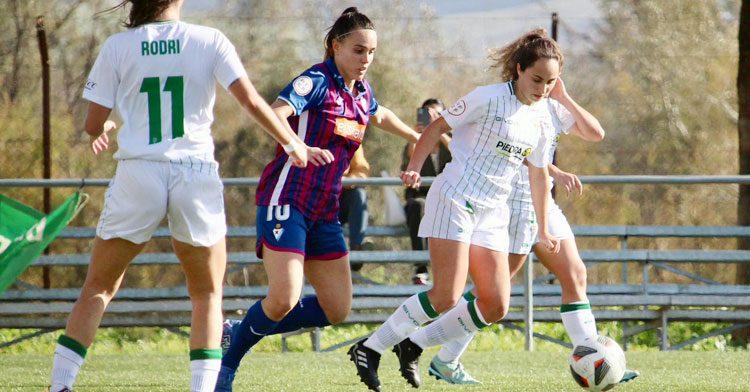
[46,1,330,391]
[428,40,639,387]
[349,29,563,391]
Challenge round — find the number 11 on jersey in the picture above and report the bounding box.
[140,76,184,144]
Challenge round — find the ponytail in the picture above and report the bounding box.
[487,28,564,82]
[324,7,375,60]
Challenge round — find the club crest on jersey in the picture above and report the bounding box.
[494,136,532,161]
[272,224,284,241]
[448,100,466,116]
[293,76,313,96]
[335,117,366,143]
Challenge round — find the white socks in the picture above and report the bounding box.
[51,343,85,391]
[436,294,475,362]
[410,299,488,350]
[190,359,221,392]
[560,301,598,346]
[364,292,438,354]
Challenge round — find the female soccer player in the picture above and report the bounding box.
[215,7,420,391]
[428,80,638,385]
[349,29,564,391]
[46,1,320,391]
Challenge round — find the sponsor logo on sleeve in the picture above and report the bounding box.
[293,76,313,96]
[334,117,366,143]
[85,80,97,91]
[448,99,466,116]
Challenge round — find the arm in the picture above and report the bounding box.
[228,77,308,167]
[549,78,605,142]
[400,116,452,188]
[528,164,560,253]
[370,106,420,143]
[548,163,583,197]
[84,102,117,155]
[271,99,335,166]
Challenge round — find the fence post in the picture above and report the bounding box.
[524,253,534,351]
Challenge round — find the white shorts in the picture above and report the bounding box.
[418,176,510,253]
[97,159,226,247]
[507,201,574,255]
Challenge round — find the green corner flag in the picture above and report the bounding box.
[0,191,86,295]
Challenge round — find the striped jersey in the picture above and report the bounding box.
[83,21,247,170]
[255,58,379,222]
[507,99,576,211]
[439,82,554,209]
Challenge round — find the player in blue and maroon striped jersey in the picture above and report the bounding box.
[216,7,420,391]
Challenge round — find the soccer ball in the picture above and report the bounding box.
[569,335,626,391]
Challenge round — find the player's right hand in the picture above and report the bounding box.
[286,142,308,168]
[307,147,335,167]
[90,120,117,155]
[400,170,421,189]
[538,231,561,254]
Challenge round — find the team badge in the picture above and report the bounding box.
[293,76,313,96]
[448,99,466,116]
[272,224,284,241]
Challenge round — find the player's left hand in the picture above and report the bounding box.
[307,147,334,167]
[548,78,568,101]
[552,170,583,197]
[538,231,560,253]
[90,120,117,155]
[400,170,422,189]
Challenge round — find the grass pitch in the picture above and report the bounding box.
[5,349,750,391]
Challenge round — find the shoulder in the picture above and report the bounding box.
[291,63,331,95]
[179,22,231,45]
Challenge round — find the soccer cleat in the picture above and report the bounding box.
[221,319,242,355]
[348,339,382,392]
[412,272,430,285]
[428,356,481,385]
[619,369,640,383]
[214,365,237,392]
[44,388,71,392]
[392,338,423,388]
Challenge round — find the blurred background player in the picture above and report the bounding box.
[46,1,313,391]
[340,145,375,273]
[216,7,420,391]
[402,98,451,284]
[348,28,563,392]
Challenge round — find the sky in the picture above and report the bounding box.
[182,0,602,65]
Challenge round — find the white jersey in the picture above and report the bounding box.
[83,21,248,165]
[508,98,576,211]
[439,82,554,209]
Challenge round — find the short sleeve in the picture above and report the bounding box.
[213,31,248,90]
[277,68,328,116]
[526,129,552,168]
[441,87,488,131]
[82,37,119,109]
[549,99,576,134]
[368,94,379,116]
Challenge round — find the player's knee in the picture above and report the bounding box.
[263,296,298,320]
[478,297,509,323]
[323,306,350,325]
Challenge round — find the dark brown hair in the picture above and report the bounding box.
[487,28,564,82]
[324,7,375,61]
[101,0,178,28]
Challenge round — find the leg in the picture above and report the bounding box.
[51,237,144,392]
[304,256,352,324]
[533,239,596,346]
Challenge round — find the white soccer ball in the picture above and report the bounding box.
[569,335,626,391]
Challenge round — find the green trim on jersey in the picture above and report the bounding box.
[189,348,223,361]
[418,291,440,319]
[58,334,87,359]
[467,299,489,329]
[463,291,476,302]
[148,20,178,25]
[560,303,591,313]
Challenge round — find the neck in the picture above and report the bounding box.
[332,58,357,91]
[155,2,181,22]
[512,81,532,105]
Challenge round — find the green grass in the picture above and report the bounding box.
[5,350,750,391]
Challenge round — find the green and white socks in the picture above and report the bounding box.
[189,349,222,392]
[560,301,598,346]
[410,294,489,350]
[50,335,221,392]
[436,292,477,362]
[51,335,87,392]
[364,292,439,353]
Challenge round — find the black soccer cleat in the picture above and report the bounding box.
[393,338,423,388]
[348,339,382,391]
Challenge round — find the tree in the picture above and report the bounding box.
[735,0,750,344]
